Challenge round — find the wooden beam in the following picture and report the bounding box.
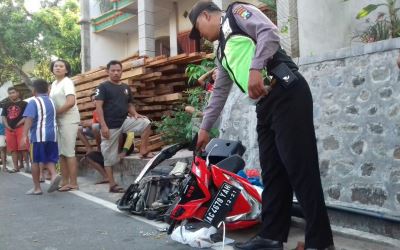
[80,110,94,119]
[136,105,171,112]
[169,81,186,87]
[77,89,95,99]
[154,73,187,83]
[141,93,182,103]
[121,67,146,80]
[75,77,107,92]
[138,89,155,97]
[78,102,96,111]
[155,85,174,95]
[77,97,91,105]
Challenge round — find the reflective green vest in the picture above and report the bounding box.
[220,35,257,94]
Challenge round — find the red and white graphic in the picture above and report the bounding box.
[7,105,21,120]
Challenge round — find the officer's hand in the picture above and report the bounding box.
[196,129,210,151]
[101,125,110,139]
[248,70,267,99]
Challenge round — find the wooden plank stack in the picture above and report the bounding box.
[73,52,211,155]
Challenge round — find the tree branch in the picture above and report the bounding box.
[11,65,33,89]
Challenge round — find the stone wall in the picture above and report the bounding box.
[219,38,400,217]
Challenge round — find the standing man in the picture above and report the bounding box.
[1,87,29,173]
[95,60,153,193]
[188,1,334,250]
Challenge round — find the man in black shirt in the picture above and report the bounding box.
[95,60,153,193]
[1,87,29,173]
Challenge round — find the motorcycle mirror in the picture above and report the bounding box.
[206,143,218,166]
[189,134,198,160]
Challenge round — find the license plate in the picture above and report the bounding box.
[203,182,241,227]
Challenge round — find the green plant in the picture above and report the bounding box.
[200,40,214,53]
[348,0,400,41]
[185,59,215,86]
[157,61,221,145]
[155,87,219,145]
[259,0,276,12]
[155,109,192,144]
[186,87,207,111]
[357,17,391,42]
[0,0,81,87]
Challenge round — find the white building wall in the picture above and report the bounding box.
[88,0,388,66]
[155,25,170,38]
[90,31,130,68]
[127,33,139,55]
[87,0,265,68]
[0,81,13,101]
[297,0,386,56]
[177,0,198,33]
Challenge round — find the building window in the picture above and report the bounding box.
[155,36,170,56]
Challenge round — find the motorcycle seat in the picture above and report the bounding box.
[215,154,245,173]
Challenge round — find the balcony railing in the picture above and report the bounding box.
[92,0,136,33]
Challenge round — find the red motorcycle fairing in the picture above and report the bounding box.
[170,156,262,230]
[211,165,262,204]
[170,156,211,221]
[211,166,251,215]
[210,165,262,230]
[211,165,262,214]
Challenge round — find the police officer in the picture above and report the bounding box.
[188,1,334,250]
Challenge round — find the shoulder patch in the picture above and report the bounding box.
[233,5,252,20]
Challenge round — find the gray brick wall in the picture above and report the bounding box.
[219,38,400,217]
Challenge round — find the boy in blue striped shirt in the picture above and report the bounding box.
[21,79,61,195]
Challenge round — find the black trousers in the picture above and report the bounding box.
[256,72,333,248]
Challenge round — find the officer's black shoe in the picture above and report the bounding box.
[234,235,283,250]
[305,245,335,250]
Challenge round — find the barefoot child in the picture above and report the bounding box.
[21,79,61,195]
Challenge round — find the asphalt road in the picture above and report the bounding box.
[0,172,190,250]
[1,171,398,250]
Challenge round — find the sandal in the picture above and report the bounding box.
[109,184,125,193]
[26,188,43,195]
[58,185,79,192]
[95,179,109,185]
[48,176,62,193]
[8,169,20,173]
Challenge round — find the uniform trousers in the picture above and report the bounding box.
[256,71,334,249]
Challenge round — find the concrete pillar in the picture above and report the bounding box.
[79,0,91,72]
[138,0,155,57]
[277,0,299,57]
[169,2,178,56]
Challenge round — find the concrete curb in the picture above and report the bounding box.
[291,217,400,248]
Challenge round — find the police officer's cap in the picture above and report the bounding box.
[188,0,221,40]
